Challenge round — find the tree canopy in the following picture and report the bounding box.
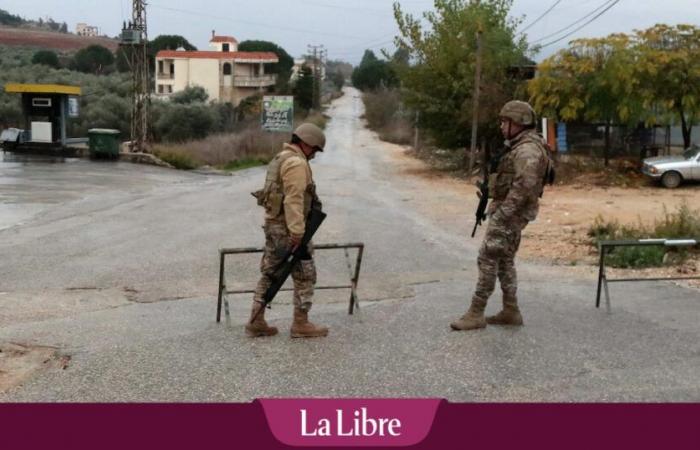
[238,40,294,93]
[71,45,115,75]
[32,50,60,68]
[351,50,398,91]
[393,0,530,148]
[294,65,314,111]
[170,85,209,104]
[528,24,700,149]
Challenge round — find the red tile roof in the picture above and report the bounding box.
[210,35,238,43]
[156,50,279,62]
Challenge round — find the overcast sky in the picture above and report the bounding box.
[2,0,700,64]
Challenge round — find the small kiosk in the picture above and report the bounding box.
[3,83,82,149]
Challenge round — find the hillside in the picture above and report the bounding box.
[0,26,118,52]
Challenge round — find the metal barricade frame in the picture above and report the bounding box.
[595,239,699,309]
[216,243,365,323]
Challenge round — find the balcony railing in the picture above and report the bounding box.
[232,75,276,87]
[157,72,175,80]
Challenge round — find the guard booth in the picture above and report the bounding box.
[3,83,82,149]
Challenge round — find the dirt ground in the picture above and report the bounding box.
[389,145,700,287]
[0,342,69,394]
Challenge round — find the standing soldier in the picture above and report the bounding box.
[451,101,552,331]
[246,123,329,338]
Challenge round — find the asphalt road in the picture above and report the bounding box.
[1,88,699,402]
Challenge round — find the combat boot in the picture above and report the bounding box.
[245,303,279,337]
[450,301,487,331]
[486,296,523,326]
[290,309,329,338]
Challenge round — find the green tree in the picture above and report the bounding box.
[154,103,216,142]
[170,85,209,104]
[294,65,314,110]
[635,24,700,148]
[32,50,60,68]
[71,45,115,74]
[0,9,24,26]
[145,35,197,73]
[238,40,294,93]
[529,35,643,165]
[329,70,346,90]
[351,50,398,91]
[393,0,529,148]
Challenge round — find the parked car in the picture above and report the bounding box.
[642,144,700,188]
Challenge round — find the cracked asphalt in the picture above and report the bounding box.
[1,88,699,402]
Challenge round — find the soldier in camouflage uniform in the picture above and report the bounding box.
[246,123,329,338]
[451,101,552,331]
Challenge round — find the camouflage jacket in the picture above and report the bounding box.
[253,144,320,239]
[488,129,551,223]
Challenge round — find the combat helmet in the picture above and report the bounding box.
[293,123,326,151]
[499,100,536,126]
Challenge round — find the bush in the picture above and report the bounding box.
[154,103,216,142]
[152,124,285,169]
[170,85,208,104]
[70,45,115,74]
[32,50,60,68]
[588,204,700,268]
[362,88,414,145]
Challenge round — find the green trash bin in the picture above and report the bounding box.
[88,128,121,159]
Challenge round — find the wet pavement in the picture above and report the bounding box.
[1,88,699,402]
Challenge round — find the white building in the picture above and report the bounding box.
[291,56,326,82]
[155,32,279,106]
[76,23,99,37]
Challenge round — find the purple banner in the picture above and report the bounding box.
[1,402,699,449]
[259,399,441,447]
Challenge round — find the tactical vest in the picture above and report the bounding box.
[252,149,317,218]
[488,131,554,201]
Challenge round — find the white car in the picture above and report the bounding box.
[642,145,700,188]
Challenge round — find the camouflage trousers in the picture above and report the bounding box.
[470,215,529,309]
[253,221,316,312]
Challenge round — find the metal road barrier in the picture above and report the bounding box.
[596,239,700,309]
[216,243,365,324]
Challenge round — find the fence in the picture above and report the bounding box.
[595,239,700,310]
[216,243,365,324]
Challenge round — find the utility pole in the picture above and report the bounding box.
[120,0,149,153]
[307,44,325,110]
[467,0,482,177]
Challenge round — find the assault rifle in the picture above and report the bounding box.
[250,206,327,323]
[471,180,489,238]
[471,147,503,238]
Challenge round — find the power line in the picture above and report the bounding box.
[530,0,618,44]
[148,3,365,41]
[537,0,620,48]
[518,0,563,35]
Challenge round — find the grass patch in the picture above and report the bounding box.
[154,150,200,170]
[588,203,700,268]
[222,157,269,171]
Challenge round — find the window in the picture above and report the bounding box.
[158,60,163,74]
[222,43,230,52]
[223,63,232,75]
[170,63,175,76]
[167,85,173,94]
[32,98,52,107]
[158,85,164,93]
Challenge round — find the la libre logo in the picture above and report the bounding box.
[300,407,402,437]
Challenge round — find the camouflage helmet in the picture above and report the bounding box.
[499,100,537,126]
[293,123,326,151]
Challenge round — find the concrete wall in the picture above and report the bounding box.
[186,59,220,101]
